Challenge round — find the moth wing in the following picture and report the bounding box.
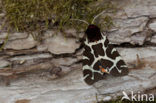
[101,33,129,76]
[82,40,107,85]
[82,33,129,85]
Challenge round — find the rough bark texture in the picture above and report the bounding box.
[0,0,156,103]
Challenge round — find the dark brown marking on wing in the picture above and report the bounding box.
[104,37,109,47]
[117,60,126,70]
[106,44,120,60]
[83,69,107,85]
[83,69,93,85]
[110,66,129,76]
[83,59,90,66]
[92,43,105,58]
[83,45,94,66]
[100,59,114,72]
[120,67,129,76]
[94,72,107,82]
[110,60,129,76]
[109,67,120,76]
[93,61,101,70]
[93,59,114,71]
[117,60,129,75]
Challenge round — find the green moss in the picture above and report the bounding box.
[2,0,116,34]
[0,0,2,13]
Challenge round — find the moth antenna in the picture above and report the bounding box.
[92,10,106,24]
[91,10,113,24]
[70,19,89,25]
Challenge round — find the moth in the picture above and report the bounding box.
[83,24,129,85]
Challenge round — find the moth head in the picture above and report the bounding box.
[85,24,102,42]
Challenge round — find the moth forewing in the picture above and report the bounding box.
[82,25,129,85]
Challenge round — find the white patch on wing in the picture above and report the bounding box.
[120,65,128,68]
[111,48,116,54]
[83,56,89,60]
[83,65,103,80]
[83,74,89,80]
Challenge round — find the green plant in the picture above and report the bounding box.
[2,0,116,33]
[0,2,2,13]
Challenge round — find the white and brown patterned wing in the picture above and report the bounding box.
[83,42,106,85]
[82,33,128,85]
[104,36,129,76]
